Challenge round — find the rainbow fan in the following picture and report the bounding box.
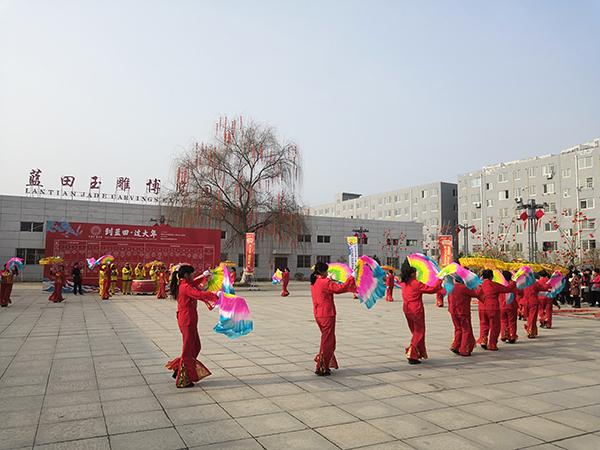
[541,271,566,299]
[206,264,234,294]
[407,253,440,287]
[355,255,386,309]
[6,257,23,271]
[514,266,535,289]
[492,269,508,286]
[437,262,482,290]
[328,262,352,284]
[86,255,114,269]
[213,292,253,338]
[272,269,283,284]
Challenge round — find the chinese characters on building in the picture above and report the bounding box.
[104,226,158,239]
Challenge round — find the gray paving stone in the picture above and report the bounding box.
[40,403,103,424]
[34,436,110,450]
[109,427,185,450]
[290,405,358,427]
[554,433,600,450]
[456,400,528,422]
[368,413,445,439]
[316,421,395,449]
[0,425,36,450]
[190,438,264,449]
[237,411,306,437]
[166,404,230,425]
[456,423,543,449]
[176,418,250,447]
[35,417,107,445]
[405,431,482,450]
[105,410,172,435]
[270,392,330,410]
[258,429,339,449]
[101,397,162,416]
[416,406,490,430]
[541,409,600,433]
[339,399,404,420]
[502,415,582,441]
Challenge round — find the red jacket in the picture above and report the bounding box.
[477,279,515,312]
[282,271,290,284]
[386,273,395,287]
[176,279,218,327]
[523,280,551,307]
[448,283,479,315]
[499,283,518,309]
[311,276,355,318]
[400,279,441,314]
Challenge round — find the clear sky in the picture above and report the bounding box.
[1,1,599,206]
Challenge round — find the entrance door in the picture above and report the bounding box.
[274,256,288,271]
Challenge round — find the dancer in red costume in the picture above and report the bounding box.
[523,273,551,338]
[499,270,519,344]
[156,267,168,299]
[0,265,13,307]
[447,276,479,356]
[436,288,445,307]
[476,270,515,351]
[399,264,442,364]
[310,262,356,376]
[385,269,395,302]
[48,265,65,303]
[166,265,218,388]
[281,267,290,297]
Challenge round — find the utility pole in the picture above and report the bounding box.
[456,224,476,255]
[516,199,547,262]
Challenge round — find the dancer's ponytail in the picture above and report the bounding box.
[170,264,195,299]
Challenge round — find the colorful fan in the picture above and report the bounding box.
[492,268,508,286]
[437,262,482,290]
[86,258,97,270]
[38,256,64,265]
[272,269,283,284]
[407,253,440,287]
[328,262,352,283]
[206,264,234,294]
[355,255,386,309]
[213,292,253,338]
[442,275,456,296]
[6,257,23,271]
[541,271,566,299]
[514,266,535,289]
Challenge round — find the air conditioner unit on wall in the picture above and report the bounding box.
[546,173,553,179]
[474,202,482,208]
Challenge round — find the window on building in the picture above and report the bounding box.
[561,168,571,178]
[563,188,571,198]
[582,219,596,230]
[585,177,594,189]
[516,223,523,233]
[221,230,227,239]
[542,241,558,251]
[15,248,45,265]
[430,202,438,212]
[461,212,468,221]
[421,190,427,198]
[431,188,439,196]
[498,190,509,200]
[452,188,457,196]
[543,183,555,194]
[316,255,331,264]
[582,239,596,251]
[542,164,555,176]
[486,183,493,191]
[513,169,521,180]
[316,235,331,243]
[20,222,44,232]
[298,234,311,243]
[386,257,399,268]
[297,255,311,268]
[544,222,555,232]
[548,202,556,213]
[527,167,536,178]
[498,172,507,183]
[499,208,509,218]
[515,242,523,252]
[514,187,522,199]
[471,178,481,188]
[406,239,419,246]
[580,198,595,210]
[564,208,573,216]
[578,156,593,169]
[529,185,537,196]
[471,193,481,203]
[486,217,493,224]
[472,210,482,219]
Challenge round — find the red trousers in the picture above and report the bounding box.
[539,299,553,328]
[385,286,394,302]
[48,281,64,303]
[500,305,518,341]
[101,278,110,300]
[476,304,485,343]
[525,303,539,338]
[315,316,338,372]
[480,310,501,350]
[450,313,475,356]
[281,280,289,297]
[404,309,427,360]
[436,292,444,307]
[166,324,211,387]
[0,283,12,306]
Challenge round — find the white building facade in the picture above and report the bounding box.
[457,138,600,261]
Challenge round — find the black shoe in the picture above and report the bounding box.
[315,369,331,376]
[500,338,507,342]
[481,344,487,350]
[450,348,459,354]
[1,304,7,307]
[508,339,516,344]
[172,370,178,379]
[407,358,421,365]
[177,382,194,388]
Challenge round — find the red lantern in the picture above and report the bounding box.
[519,211,528,222]
[535,209,545,220]
[470,226,477,234]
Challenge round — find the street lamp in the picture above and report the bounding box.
[456,224,477,255]
[516,199,547,262]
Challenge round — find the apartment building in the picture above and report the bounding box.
[458,138,600,257]
[308,181,458,257]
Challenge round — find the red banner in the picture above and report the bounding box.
[245,232,255,274]
[44,221,220,284]
[438,235,453,266]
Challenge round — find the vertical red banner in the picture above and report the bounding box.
[245,232,255,274]
[438,235,453,266]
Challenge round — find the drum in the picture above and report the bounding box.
[132,279,156,295]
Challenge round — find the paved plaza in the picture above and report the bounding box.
[1,282,600,450]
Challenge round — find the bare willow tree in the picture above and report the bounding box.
[167,116,306,276]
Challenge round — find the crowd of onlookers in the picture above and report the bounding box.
[561,266,600,308]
